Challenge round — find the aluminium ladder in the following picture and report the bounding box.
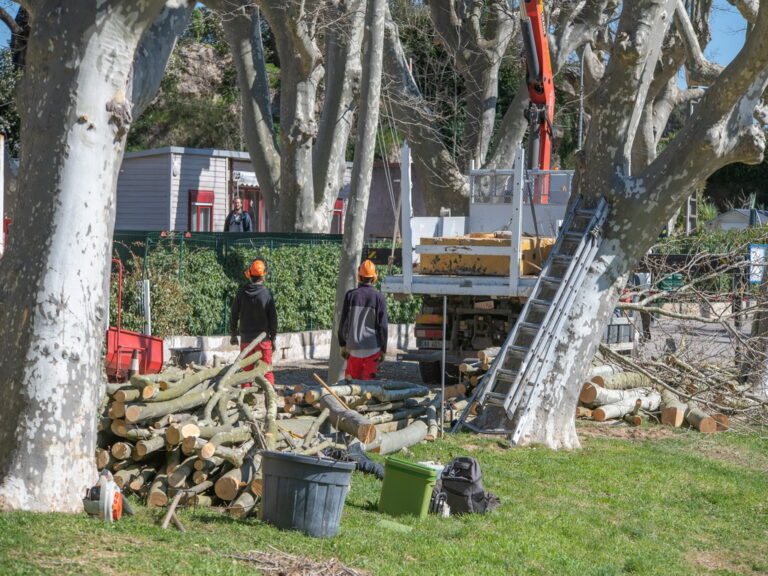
[452,196,609,443]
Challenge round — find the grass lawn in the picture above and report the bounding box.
[0,424,766,576]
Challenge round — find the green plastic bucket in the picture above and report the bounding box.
[378,457,438,518]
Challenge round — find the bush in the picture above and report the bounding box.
[110,240,418,337]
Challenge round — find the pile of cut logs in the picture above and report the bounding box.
[96,335,470,518]
[577,364,729,432]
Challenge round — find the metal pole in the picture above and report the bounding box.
[400,143,413,292]
[143,279,152,336]
[440,295,447,436]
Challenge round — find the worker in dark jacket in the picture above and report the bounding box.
[224,197,253,232]
[230,258,277,385]
[338,260,388,380]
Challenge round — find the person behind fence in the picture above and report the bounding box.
[230,258,277,385]
[224,197,253,232]
[338,260,388,380]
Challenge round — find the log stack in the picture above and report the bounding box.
[577,367,729,432]
[97,341,473,519]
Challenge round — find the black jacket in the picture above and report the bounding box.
[338,284,388,353]
[230,283,277,343]
[225,210,253,232]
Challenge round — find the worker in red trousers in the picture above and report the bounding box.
[338,260,388,380]
[230,258,277,385]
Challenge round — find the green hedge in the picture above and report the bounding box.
[110,239,420,337]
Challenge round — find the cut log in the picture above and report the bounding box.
[215,455,259,501]
[575,406,593,419]
[165,422,201,446]
[124,386,215,423]
[592,392,661,422]
[367,407,427,425]
[135,434,166,458]
[318,393,377,444]
[305,382,430,404]
[477,347,500,365]
[108,401,126,419]
[591,371,652,389]
[364,420,428,455]
[168,455,198,488]
[227,488,257,519]
[580,383,656,406]
[622,399,643,426]
[113,463,142,488]
[181,437,207,456]
[95,448,114,470]
[129,465,158,492]
[110,442,133,460]
[148,467,169,507]
[660,389,687,427]
[685,407,716,433]
[712,413,730,431]
[200,427,253,460]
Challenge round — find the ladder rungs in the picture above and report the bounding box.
[507,345,530,354]
[497,368,520,380]
[530,298,553,307]
[574,209,597,217]
[518,322,541,331]
[540,276,562,284]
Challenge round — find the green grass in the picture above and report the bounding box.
[1,426,766,576]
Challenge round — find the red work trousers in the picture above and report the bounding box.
[345,351,381,381]
[240,340,275,386]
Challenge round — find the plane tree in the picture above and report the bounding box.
[482,0,768,448]
[0,0,194,512]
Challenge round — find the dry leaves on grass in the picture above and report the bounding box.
[228,546,370,576]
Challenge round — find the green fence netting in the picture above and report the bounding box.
[110,231,419,337]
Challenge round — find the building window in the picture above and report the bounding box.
[189,190,214,232]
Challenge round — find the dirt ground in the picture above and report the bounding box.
[272,355,423,390]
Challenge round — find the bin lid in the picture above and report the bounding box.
[260,450,356,471]
[384,456,439,478]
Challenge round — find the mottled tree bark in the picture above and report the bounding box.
[0,0,176,512]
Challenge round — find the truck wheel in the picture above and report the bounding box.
[418,361,441,384]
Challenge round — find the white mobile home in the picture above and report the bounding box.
[116,147,267,232]
[116,147,427,236]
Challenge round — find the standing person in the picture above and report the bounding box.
[338,260,388,381]
[224,197,253,232]
[230,258,277,385]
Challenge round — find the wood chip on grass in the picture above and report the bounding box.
[227,546,370,575]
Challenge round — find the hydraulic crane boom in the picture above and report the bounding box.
[520,0,555,203]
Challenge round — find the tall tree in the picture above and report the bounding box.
[328,0,387,383]
[479,0,768,448]
[208,0,364,233]
[0,0,192,512]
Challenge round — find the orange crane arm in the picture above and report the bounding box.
[521,0,554,201]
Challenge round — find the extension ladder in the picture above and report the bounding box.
[453,196,609,443]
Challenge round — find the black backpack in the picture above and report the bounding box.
[437,456,500,515]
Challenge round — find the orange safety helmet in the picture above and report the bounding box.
[358,259,377,284]
[245,259,267,280]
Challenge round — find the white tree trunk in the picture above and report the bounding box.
[0,0,172,512]
[213,0,363,232]
[328,0,386,384]
[483,0,768,448]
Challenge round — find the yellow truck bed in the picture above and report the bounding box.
[418,234,555,277]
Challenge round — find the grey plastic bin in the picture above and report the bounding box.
[260,450,356,538]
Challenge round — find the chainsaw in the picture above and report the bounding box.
[83,469,133,522]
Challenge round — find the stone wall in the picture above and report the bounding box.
[164,324,415,366]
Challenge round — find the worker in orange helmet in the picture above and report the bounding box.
[230,258,277,386]
[338,259,388,380]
